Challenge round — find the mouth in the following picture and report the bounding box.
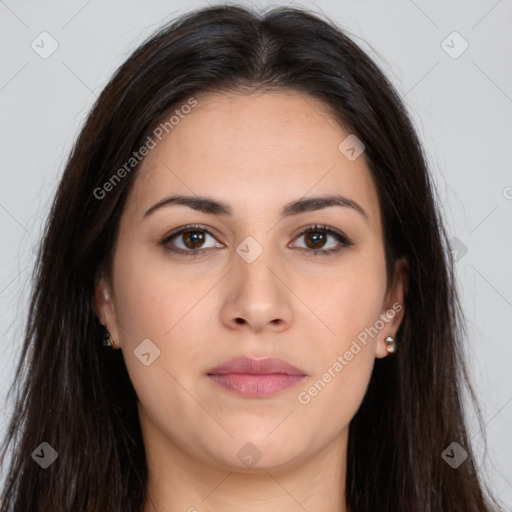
[206,357,307,398]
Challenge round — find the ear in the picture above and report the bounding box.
[375,257,408,359]
[94,272,121,349]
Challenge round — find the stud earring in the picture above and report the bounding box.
[102,323,116,348]
[384,335,397,354]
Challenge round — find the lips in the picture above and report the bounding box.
[206,357,307,398]
[207,357,306,376]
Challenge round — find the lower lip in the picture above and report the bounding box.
[207,373,305,398]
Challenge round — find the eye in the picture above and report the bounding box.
[160,224,224,256]
[290,224,354,256]
[159,223,354,257]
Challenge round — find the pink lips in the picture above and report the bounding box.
[207,357,307,398]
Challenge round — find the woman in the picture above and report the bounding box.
[0,4,504,511]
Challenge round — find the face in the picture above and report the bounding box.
[95,90,406,473]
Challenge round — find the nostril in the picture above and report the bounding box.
[235,318,245,325]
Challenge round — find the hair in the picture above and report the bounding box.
[0,4,504,512]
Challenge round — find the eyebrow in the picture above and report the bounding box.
[143,194,368,221]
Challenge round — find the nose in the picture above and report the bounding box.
[220,246,293,333]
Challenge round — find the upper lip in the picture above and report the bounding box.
[207,357,306,376]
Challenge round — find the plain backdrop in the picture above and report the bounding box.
[1,0,511,507]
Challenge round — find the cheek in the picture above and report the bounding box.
[295,345,374,446]
[112,246,202,340]
[112,253,210,430]
[329,282,385,348]
[295,270,385,434]
[304,249,387,353]
[112,249,213,382]
[294,248,386,414]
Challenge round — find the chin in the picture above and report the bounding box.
[205,430,308,472]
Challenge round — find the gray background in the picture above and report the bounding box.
[1,0,511,506]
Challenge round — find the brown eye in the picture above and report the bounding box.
[291,225,354,256]
[303,230,327,249]
[181,230,207,249]
[160,225,224,255]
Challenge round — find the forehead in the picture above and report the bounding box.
[127,90,381,227]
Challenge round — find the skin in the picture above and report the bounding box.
[95,90,407,512]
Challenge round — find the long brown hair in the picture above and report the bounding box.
[0,5,504,511]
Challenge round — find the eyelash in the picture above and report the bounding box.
[159,223,355,257]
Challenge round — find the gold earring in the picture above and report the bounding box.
[385,335,397,354]
[102,323,116,348]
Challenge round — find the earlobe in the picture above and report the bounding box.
[93,273,120,347]
[375,257,408,359]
